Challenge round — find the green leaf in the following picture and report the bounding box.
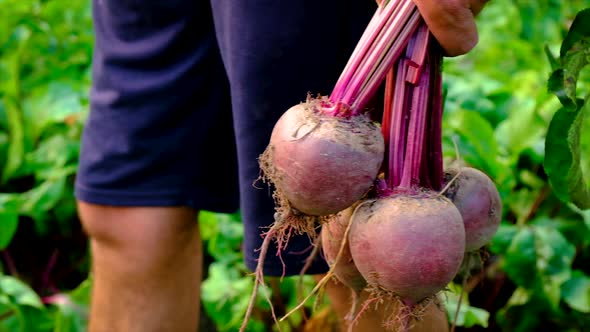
[559,27,590,108]
[198,211,219,241]
[547,70,576,109]
[19,178,66,226]
[489,223,519,254]
[49,279,91,332]
[559,7,590,62]
[533,225,576,309]
[0,27,30,184]
[445,289,490,328]
[561,270,590,313]
[0,212,18,250]
[0,305,54,332]
[201,212,244,264]
[533,225,575,280]
[502,225,575,292]
[544,105,590,209]
[503,227,537,287]
[506,287,532,307]
[0,275,43,309]
[0,99,25,184]
[544,8,590,210]
[0,193,20,251]
[445,110,503,178]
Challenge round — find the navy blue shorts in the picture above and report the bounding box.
[75,0,375,276]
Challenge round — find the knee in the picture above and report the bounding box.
[77,201,201,266]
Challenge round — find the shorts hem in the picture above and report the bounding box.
[74,183,239,214]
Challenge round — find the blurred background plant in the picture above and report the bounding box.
[0,0,589,331]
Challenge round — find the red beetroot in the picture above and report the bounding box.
[443,167,502,252]
[321,206,367,292]
[260,98,384,216]
[349,195,465,305]
[322,205,368,323]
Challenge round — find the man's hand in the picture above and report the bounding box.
[413,0,489,56]
[376,0,490,56]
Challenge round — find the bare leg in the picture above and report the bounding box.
[78,202,202,332]
[319,276,449,332]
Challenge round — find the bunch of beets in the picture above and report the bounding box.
[244,1,502,331]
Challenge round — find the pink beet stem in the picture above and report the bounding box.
[342,1,417,108]
[330,0,401,102]
[405,24,430,84]
[387,59,410,188]
[400,58,431,188]
[380,68,395,174]
[428,48,444,190]
[336,2,402,103]
[351,10,421,112]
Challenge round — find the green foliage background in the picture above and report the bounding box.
[0,0,589,331]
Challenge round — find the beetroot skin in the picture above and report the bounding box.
[260,99,384,216]
[444,167,502,252]
[321,205,367,292]
[349,195,465,304]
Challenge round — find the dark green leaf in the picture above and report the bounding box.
[0,99,24,184]
[560,8,590,58]
[0,212,18,250]
[562,46,590,107]
[533,225,575,279]
[535,216,590,247]
[0,194,20,250]
[503,227,537,287]
[544,8,590,209]
[489,223,519,254]
[558,8,590,108]
[547,69,576,109]
[544,105,590,209]
[503,225,575,292]
[0,26,30,185]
